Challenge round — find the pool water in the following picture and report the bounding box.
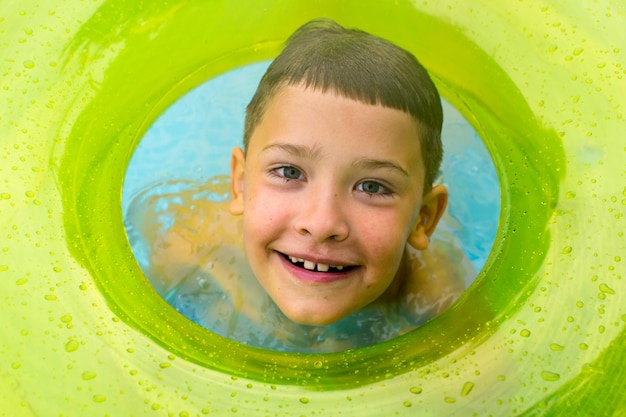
[122,62,500,352]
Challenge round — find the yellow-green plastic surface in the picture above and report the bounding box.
[1,1,625,415]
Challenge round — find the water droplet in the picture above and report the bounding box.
[541,370,560,382]
[159,362,171,369]
[403,401,412,407]
[599,283,615,295]
[565,191,576,199]
[520,329,531,338]
[44,294,57,301]
[64,339,79,352]
[549,343,564,351]
[313,360,323,368]
[573,47,584,56]
[444,396,457,403]
[299,397,310,404]
[15,278,28,285]
[60,314,72,323]
[461,381,475,397]
[410,386,423,394]
[562,246,573,254]
[23,60,35,69]
[82,371,96,380]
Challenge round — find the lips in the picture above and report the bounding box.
[277,251,357,283]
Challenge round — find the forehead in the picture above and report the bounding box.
[249,84,425,175]
[261,85,421,143]
[267,83,420,124]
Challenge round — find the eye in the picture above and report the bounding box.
[356,180,392,196]
[272,165,304,181]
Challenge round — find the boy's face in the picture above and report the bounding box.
[229,85,446,326]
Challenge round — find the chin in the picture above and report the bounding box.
[280,306,348,326]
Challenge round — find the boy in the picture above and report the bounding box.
[228,18,456,326]
[131,18,467,351]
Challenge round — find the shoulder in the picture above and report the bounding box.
[400,241,473,318]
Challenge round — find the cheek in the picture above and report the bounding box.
[358,211,412,262]
[243,187,290,236]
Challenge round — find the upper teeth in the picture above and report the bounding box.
[289,256,344,272]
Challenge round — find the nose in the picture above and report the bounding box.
[293,190,349,242]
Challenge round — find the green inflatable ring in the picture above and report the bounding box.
[1,1,625,415]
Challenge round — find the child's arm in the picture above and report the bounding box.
[144,198,272,321]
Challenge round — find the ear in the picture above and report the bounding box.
[228,147,245,215]
[408,184,448,250]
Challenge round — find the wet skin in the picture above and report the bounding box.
[229,85,448,325]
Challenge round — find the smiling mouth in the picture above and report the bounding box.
[280,253,355,273]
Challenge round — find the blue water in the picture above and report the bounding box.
[122,62,500,352]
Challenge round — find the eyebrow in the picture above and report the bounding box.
[261,143,409,177]
[261,143,321,159]
[352,158,409,177]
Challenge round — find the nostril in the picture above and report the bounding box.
[293,197,350,242]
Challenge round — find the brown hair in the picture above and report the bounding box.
[244,18,443,191]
